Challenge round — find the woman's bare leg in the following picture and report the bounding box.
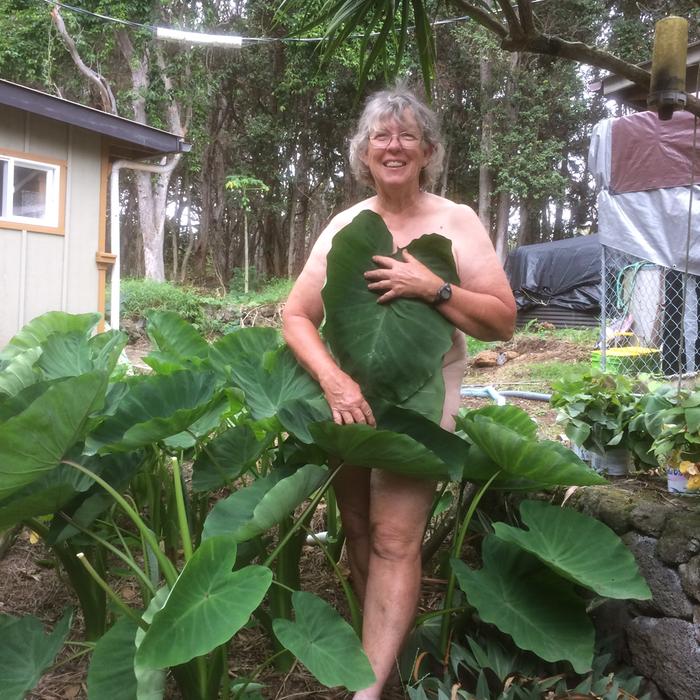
[353,471,435,700]
[333,465,372,601]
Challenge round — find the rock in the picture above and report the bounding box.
[657,511,700,565]
[630,499,669,537]
[627,617,700,700]
[680,555,700,603]
[472,350,500,367]
[622,533,694,619]
[595,488,636,534]
[639,678,667,700]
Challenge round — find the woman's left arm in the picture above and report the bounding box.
[364,205,516,341]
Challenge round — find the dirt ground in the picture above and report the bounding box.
[0,334,586,699]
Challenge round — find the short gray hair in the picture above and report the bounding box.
[348,87,445,189]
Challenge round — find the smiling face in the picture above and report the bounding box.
[361,110,432,192]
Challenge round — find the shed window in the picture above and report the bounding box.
[0,155,61,228]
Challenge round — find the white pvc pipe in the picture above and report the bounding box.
[109,158,176,331]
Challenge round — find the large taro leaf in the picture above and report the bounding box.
[0,347,42,397]
[309,422,452,479]
[273,591,375,691]
[0,380,54,422]
[47,451,145,545]
[0,372,107,501]
[0,459,93,531]
[192,423,270,492]
[207,327,282,380]
[86,369,222,453]
[136,536,272,669]
[87,616,139,700]
[452,537,594,673]
[374,404,469,481]
[277,397,333,444]
[0,311,100,362]
[202,464,328,542]
[144,310,209,373]
[229,346,323,420]
[460,415,606,487]
[135,587,169,700]
[37,330,128,380]
[163,390,238,450]
[321,210,457,406]
[493,500,651,600]
[456,405,538,441]
[0,608,72,700]
[395,369,445,423]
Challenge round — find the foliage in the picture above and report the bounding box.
[0,309,648,695]
[119,277,293,335]
[0,609,72,700]
[323,211,459,420]
[550,371,646,456]
[120,278,218,325]
[630,384,700,488]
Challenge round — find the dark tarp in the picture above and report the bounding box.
[506,235,601,311]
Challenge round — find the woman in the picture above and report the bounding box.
[282,87,515,699]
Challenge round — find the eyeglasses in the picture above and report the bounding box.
[368,131,422,149]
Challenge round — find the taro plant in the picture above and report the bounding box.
[0,215,650,698]
[629,383,700,490]
[550,370,654,464]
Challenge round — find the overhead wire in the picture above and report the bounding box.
[39,0,547,47]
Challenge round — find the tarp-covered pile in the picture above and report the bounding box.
[506,235,601,312]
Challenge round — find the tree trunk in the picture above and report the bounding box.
[493,189,510,265]
[478,56,494,232]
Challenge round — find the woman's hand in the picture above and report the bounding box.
[364,250,443,304]
[319,368,376,426]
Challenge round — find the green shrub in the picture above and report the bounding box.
[120,279,207,323]
[227,276,293,306]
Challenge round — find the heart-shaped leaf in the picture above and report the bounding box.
[375,404,469,480]
[87,617,139,700]
[135,587,169,700]
[136,536,272,668]
[273,591,375,690]
[493,500,651,600]
[456,405,538,440]
[322,210,457,407]
[0,311,100,362]
[0,347,42,397]
[193,423,269,492]
[147,310,209,362]
[86,370,222,453]
[0,609,72,700]
[229,346,323,420]
[0,372,107,500]
[202,464,328,541]
[452,538,594,673]
[207,327,282,380]
[309,422,452,479]
[277,397,333,444]
[459,415,606,486]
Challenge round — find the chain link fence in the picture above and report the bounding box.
[599,246,699,377]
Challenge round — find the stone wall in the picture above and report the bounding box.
[565,485,700,700]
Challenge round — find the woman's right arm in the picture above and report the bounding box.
[282,232,375,426]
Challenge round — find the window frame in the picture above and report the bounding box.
[0,148,67,236]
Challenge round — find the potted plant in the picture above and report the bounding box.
[550,371,648,475]
[630,384,700,494]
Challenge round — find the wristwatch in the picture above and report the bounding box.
[434,282,452,305]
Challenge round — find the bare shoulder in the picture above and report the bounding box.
[311,198,377,255]
[423,195,488,244]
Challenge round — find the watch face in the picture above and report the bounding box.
[436,283,452,303]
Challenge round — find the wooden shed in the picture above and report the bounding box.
[0,79,189,346]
